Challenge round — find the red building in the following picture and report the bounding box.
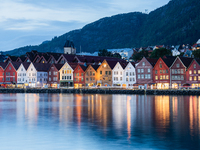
[136,57,158,89]
[48,64,63,88]
[170,56,193,88]
[153,56,176,89]
[73,64,87,88]
[0,62,8,87]
[4,62,21,87]
[186,58,200,88]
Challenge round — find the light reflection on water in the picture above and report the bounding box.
[0,94,200,149]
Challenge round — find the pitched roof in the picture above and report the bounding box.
[179,57,193,68]
[47,52,62,61]
[32,63,51,72]
[64,40,75,48]
[53,64,64,71]
[91,65,100,71]
[162,56,176,67]
[146,58,158,67]
[22,62,31,70]
[0,62,8,69]
[119,61,128,69]
[11,62,21,70]
[62,54,76,62]
[79,64,87,71]
[68,62,78,70]
[106,60,118,69]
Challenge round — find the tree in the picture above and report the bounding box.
[150,48,171,59]
[98,49,112,57]
[192,49,200,58]
[131,49,149,61]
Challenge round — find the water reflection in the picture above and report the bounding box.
[1,94,200,149]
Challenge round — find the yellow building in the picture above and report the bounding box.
[85,65,99,87]
[97,60,118,87]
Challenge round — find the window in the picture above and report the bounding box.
[141,74,144,79]
[155,70,158,74]
[181,69,184,74]
[81,73,83,76]
[138,75,140,79]
[81,78,83,81]
[126,78,128,81]
[160,76,162,80]
[172,69,174,74]
[189,70,192,74]
[178,69,180,74]
[138,69,140,73]
[142,62,145,66]
[109,71,111,75]
[160,70,162,74]
[141,69,144,73]
[194,76,197,81]
[145,74,148,79]
[148,69,150,73]
[100,71,102,75]
[86,72,89,76]
[49,77,51,81]
[9,67,11,70]
[49,72,51,75]
[120,77,122,81]
[126,72,128,76]
[163,70,165,74]
[74,73,76,76]
[155,76,158,80]
[189,76,192,81]
[194,64,196,68]
[166,75,169,79]
[166,70,168,73]
[198,70,200,74]
[194,70,197,74]
[159,64,162,68]
[105,71,108,75]
[198,76,200,81]
[163,75,165,80]
[176,64,180,68]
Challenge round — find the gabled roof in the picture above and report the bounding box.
[32,63,51,72]
[47,52,62,61]
[53,64,64,71]
[179,57,193,68]
[11,62,21,70]
[106,60,118,69]
[119,61,128,69]
[146,58,158,67]
[68,62,78,70]
[79,64,87,71]
[162,56,176,67]
[60,54,76,63]
[130,62,136,67]
[0,62,8,70]
[91,65,100,71]
[64,40,75,48]
[22,62,31,70]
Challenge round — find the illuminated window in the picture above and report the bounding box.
[198,76,200,81]
[198,70,200,74]
[194,76,197,81]
[163,75,165,80]
[64,70,66,74]
[160,76,162,80]
[190,77,192,81]
[194,70,197,74]
[166,75,169,79]
[155,76,158,80]
[189,70,192,74]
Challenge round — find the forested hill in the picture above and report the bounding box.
[5,0,200,56]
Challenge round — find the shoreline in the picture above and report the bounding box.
[0,88,200,95]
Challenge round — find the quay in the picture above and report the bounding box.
[1,88,200,95]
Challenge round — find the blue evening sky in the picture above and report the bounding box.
[0,0,169,51]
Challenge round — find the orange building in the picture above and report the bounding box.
[97,60,118,87]
[85,65,99,87]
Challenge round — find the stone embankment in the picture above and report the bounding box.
[0,88,200,95]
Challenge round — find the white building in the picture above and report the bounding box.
[59,62,77,87]
[112,62,126,87]
[124,62,136,88]
[172,48,180,56]
[107,48,133,60]
[64,40,76,55]
[17,62,30,86]
[27,63,51,87]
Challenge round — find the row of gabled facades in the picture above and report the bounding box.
[3,50,200,89]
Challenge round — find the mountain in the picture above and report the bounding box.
[4,0,200,56]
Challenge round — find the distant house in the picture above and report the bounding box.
[85,64,99,87]
[48,64,63,88]
[17,62,31,87]
[107,48,133,60]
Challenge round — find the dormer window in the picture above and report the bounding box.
[142,62,145,66]
[177,64,180,68]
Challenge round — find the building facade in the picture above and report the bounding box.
[73,64,87,88]
[85,65,99,87]
[48,64,63,88]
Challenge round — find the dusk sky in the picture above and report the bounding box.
[0,0,169,51]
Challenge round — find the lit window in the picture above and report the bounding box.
[194,76,197,81]
[194,70,197,74]
[155,76,158,80]
[198,70,200,74]
[166,75,169,79]
[190,77,192,81]
[160,76,162,80]
[163,75,165,80]
[189,70,192,74]
[198,76,200,81]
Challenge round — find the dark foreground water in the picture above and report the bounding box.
[0,94,200,150]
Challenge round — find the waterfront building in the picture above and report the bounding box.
[97,60,118,87]
[85,64,99,87]
[73,64,87,88]
[64,40,76,55]
[0,62,7,86]
[48,64,63,88]
[112,62,127,87]
[26,63,51,87]
[124,62,136,88]
[170,56,193,88]
[135,57,158,89]
[59,62,77,87]
[17,62,31,87]
[153,56,176,89]
[186,58,200,88]
[4,62,21,87]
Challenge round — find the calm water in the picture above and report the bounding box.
[0,94,200,150]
